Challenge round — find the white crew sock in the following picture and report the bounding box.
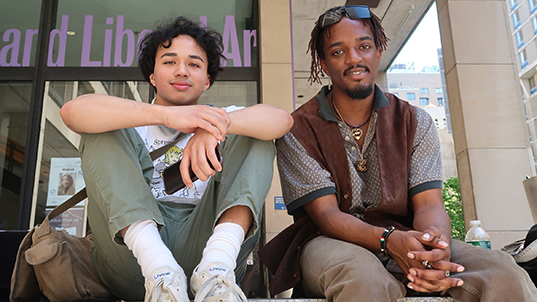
[198,222,245,272]
[123,219,180,279]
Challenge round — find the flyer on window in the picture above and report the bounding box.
[45,208,86,237]
[47,157,86,207]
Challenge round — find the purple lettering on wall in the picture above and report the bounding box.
[222,15,241,67]
[136,29,152,60]
[23,29,38,66]
[81,15,102,66]
[103,17,114,67]
[0,29,21,66]
[47,15,69,67]
[200,16,207,28]
[1,14,257,68]
[114,15,135,67]
[243,30,256,67]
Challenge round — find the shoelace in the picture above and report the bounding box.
[193,274,247,302]
[146,277,165,302]
[146,276,187,302]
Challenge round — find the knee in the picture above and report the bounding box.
[323,254,387,283]
[84,128,139,146]
[224,135,275,158]
[320,254,404,300]
[252,137,276,151]
[457,247,528,289]
[488,250,525,276]
[304,239,400,289]
[80,130,124,154]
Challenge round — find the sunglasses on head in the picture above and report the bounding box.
[318,5,371,29]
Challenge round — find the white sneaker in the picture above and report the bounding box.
[145,266,190,302]
[190,262,247,302]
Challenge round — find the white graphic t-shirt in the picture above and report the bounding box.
[135,105,241,205]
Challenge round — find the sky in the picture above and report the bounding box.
[392,2,442,72]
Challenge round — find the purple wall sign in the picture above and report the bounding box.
[0,14,257,68]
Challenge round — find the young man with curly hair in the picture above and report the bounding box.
[61,16,293,302]
[259,5,537,302]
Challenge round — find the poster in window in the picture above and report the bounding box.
[45,208,85,237]
[47,157,86,207]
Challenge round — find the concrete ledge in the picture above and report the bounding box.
[128,297,456,302]
[245,298,456,302]
[397,298,456,302]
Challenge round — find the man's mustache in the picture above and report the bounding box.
[344,64,369,75]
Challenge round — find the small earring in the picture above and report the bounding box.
[328,77,332,91]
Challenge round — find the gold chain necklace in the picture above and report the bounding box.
[330,94,371,172]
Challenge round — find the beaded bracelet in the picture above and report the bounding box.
[380,226,396,258]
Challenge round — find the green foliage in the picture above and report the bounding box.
[442,177,465,240]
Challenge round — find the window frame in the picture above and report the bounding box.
[419,97,429,106]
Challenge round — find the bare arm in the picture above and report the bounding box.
[60,95,163,133]
[303,194,386,252]
[303,192,448,258]
[61,95,292,141]
[412,188,452,241]
[60,94,230,141]
[227,104,294,140]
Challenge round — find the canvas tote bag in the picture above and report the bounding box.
[10,188,117,302]
[10,132,189,302]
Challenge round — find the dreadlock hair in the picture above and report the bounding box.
[138,16,225,87]
[307,6,389,85]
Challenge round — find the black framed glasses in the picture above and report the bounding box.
[318,5,371,28]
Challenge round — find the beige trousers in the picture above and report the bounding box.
[300,235,537,302]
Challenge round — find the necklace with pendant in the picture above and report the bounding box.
[331,94,372,172]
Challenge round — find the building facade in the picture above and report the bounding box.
[387,66,458,181]
[388,66,445,107]
[507,0,537,170]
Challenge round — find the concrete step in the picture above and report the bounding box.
[127,297,457,302]
[396,299,456,302]
[129,298,456,302]
[235,298,456,302]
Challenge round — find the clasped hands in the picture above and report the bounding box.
[164,105,230,188]
[388,227,465,293]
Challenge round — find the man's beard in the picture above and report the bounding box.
[345,83,374,100]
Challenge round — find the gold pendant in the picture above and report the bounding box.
[351,128,363,141]
[357,159,368,172]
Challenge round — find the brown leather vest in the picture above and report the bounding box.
[259,87,417,295]
[290,87,417,229]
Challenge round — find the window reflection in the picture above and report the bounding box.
[34,121,80,226]
[200,81,257,107]
[0,82,31,230]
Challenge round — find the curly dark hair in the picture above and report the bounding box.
[138,16,225,87]
[307,6,389,85]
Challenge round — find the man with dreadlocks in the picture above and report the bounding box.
[259,5,537,302]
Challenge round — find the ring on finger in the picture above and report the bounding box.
[422,260,433,269]
[445,270,451,277]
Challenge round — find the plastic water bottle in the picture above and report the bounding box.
[465,220,491,249]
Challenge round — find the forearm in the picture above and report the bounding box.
[414,206,452,242]
[412,189,452,242]
[304,195,385,253]
[60,94,164,134]
[227,104,293,140]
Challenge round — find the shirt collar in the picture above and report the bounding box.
[316,84,389,122]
